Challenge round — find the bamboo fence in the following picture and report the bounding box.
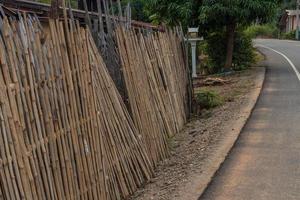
[116,27,189,167]
[0,14,152,200]
[0,2,190,199]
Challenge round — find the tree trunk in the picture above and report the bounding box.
[224,23,236,70]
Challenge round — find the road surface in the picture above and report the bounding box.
[200,39,300,200]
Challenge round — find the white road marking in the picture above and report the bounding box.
[255,44,300,82]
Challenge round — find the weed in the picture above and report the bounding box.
[195,89,224,110]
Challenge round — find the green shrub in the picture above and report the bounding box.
[244,24,279,39]
[204,30,255,73]
[195,89,223,109]
[204,31,227,73]
[232,32,255,70]
[281,30,296,40]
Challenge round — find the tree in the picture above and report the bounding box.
[277,0,295,25]
[282,0,296,9]
[145,0,201,27]
[120,0,150,22]
[199,0,278,69]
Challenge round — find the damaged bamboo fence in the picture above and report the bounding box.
[0,13,152,200]
[116,27,189,166]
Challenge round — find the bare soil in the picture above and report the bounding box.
[130,67,262,200]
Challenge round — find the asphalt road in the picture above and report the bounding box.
[200,39,300,200]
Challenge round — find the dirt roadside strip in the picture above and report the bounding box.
[180,67,266,200]
[130,66,266,200]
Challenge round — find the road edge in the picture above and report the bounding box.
[177,66,266,200]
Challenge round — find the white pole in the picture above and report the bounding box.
[191,41,197,78]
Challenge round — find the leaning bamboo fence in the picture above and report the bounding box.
[116,27,189,167]
[0,14,152,200]
[0,7,190,200]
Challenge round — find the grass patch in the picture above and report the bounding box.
[254,51,265,63]
[195,89,224,110]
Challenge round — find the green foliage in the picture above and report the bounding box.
[199,0,279,30]
[204,31,226,73]
[277,0,295,29]
[145,0,200,27]
[244,24,279,39]
[121,0,149,22]
[195,89,224,110]
[199,0,278,69]
[277,0,295,19]
[204,30,255,73]
[281,30,296,40]
[232,32,255,70]
[281,0,296,9]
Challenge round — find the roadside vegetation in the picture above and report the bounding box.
[203,30,255,74]
[195,89,224,110]
[130,0,278,74]
[244,24,279,39]
[281,30,297,40]
[198,0,300,43]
